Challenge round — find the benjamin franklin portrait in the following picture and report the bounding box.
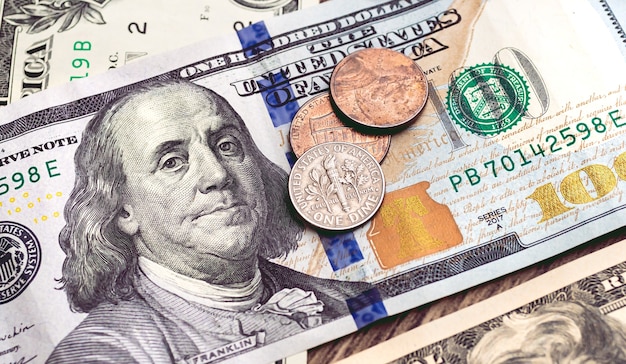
[47,79,373,363]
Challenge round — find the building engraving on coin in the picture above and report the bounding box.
[289,142,385,231]
[289,93,390,163]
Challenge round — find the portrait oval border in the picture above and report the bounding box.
[229,0,293,11]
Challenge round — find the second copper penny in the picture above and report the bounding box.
[289,93,391,162]
[329,48,428,129]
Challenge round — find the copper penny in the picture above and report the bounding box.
[289,93,391,163]
[329,48,428,129]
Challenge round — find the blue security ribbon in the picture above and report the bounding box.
[236,22,365,272]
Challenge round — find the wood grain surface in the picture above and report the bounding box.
[308,226,626,363]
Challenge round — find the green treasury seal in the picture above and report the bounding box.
[446,63,530,136]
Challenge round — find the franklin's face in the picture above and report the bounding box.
[113,84,268,271]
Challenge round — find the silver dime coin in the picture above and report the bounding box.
[289,142,385,231]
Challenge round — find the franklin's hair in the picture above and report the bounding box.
[58,79,303,313]
[467,300,626,364]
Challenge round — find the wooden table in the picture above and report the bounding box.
[308,226,626,363]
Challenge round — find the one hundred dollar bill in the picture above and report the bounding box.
[0,0,625,363]
[0,0,319,106]
[337,235,626,364]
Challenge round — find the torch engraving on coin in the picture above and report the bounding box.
[329,47,429,129]
[289,142,385,231]
[289,93,391,162]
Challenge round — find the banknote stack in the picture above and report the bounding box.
[0,0,625,364]
[338,233,626,363]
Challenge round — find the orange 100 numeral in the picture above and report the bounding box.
[527,151,626,222]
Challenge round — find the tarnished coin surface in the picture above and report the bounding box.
[289,142,385,231]
[329,47,429,129]
[289,93,391,162]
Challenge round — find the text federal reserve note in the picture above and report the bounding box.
[0,0,626,363]
[0,0,319,106]
[338,236,626,364]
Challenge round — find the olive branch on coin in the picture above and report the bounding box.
[304,168,337,214]
[3,0,106,34]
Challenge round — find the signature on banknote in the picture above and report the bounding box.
[5,355,37,364]
[0,323,34,343]
[0,323,36,364]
